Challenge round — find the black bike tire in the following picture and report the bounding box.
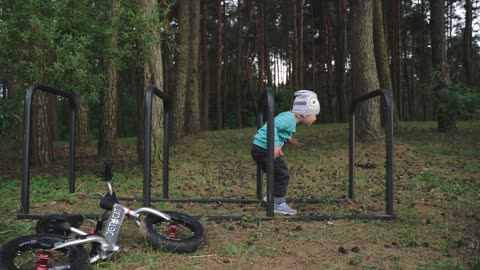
[143,211,205,253]
[0,233,90,270]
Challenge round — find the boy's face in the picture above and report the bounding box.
[303,114,317,126]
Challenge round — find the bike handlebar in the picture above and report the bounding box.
[104,160,113,182]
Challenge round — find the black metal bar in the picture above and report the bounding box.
[202,214,396,222]
[256,107,264,200]
[17,213,395,222]
[349,89,394,215]
[17,214,100,221]
[256,87,275,217]
[21,84,76,214]
[116,197,341,204]
[143,85,170,207]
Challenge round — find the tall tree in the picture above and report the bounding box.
[186,0,201,134]
[334,0,348,122]
[298,0,304,88]
[418,0,431,120]
[463,0,473,85]
[137,0,165,164]
[388,0,403,120]
[76,93,90,146]
[256,0,266,96]
[32,93,54,168]
[215,0,223,129]
[30,4,57,168]
[172,0,190,142]
[430,0,454,132]
[264,0,273,87]
[350,0,382,141]
[200,0,210,130]
[292,0,300,90]
[235,0,245,128]
[98,0,120,158]
[373,0,400,127]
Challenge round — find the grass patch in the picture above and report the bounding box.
[0,121,479,269]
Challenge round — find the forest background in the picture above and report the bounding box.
[0,1,480,268]
[0,0,479,167]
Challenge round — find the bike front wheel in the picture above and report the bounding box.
[142,211,205,253]
[0,234,90,270]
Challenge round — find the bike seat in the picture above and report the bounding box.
[36,214,84,236]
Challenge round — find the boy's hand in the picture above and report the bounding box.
[274,146,284,159]
[287,138,298,148]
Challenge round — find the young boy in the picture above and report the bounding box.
[251,90,320,215]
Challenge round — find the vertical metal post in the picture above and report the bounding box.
[21,88,34,214]
[265,87,275,217]
[143,85,170,207]
[21,85,77,215]
[256,110,264,200]
[348,89,394,215]
[144,88,153,207]
[384,93,394,215]
[255,87,275,216]
[162,97,170,199]
[348,111,355,200]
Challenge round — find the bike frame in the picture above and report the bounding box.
[51,181,173,263]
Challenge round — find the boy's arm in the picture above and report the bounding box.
[274,146,284,158]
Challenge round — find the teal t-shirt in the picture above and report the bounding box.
[253,111,296,149]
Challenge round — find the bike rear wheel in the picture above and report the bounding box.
[142,211,205,253]
[0,234,90,270]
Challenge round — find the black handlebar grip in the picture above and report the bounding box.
[104,160,113,181]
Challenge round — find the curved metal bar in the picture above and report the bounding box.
[349,88,394,215]
[133,207,172,221]
[53,234,113,251]
[21,84,77,214]
[256,87,275,217]
[143,85,170,207]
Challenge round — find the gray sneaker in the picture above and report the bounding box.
[274,202,297,215]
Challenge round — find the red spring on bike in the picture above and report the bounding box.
[168,223,179,238]
[36,252,50,270]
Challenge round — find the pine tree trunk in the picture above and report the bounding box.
[186,0,201,134]
[76,93,90,146]
[420,0,429,120]
[292,0,298,90]
[373,0,400,127]
[298,0,304,89]
[263,0,273,86]
[172,0,190,141]
[235,0,245,128]
[200,0,210,130]
[32,92,54,168]
[215,0,223,130]
[138,0,164,165]
[463,0,473,85]
[389,0,402,121]
[256,0,265,96]
[311,7,316,91]
[350,0,382,141]
[430,0,454,132]
[98,0,119,159]
[334,0,348,122]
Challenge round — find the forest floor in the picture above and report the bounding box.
[0,121,479,269]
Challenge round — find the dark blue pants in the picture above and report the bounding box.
[251,144,290,198]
